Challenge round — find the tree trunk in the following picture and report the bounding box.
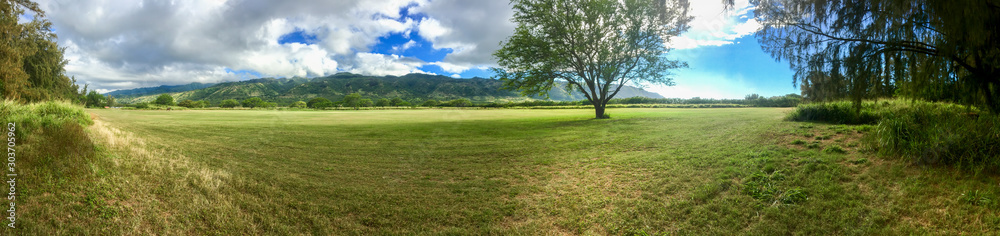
[594,100,607,119]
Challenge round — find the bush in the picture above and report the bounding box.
[375,98,390,107]
[0,100,95,179]
[786,101,879,124]
[359,99,373,107]
[308,97,333,109]
[871,102,999,172]
[242,97,264,108]
[790,99,1000,172]
[220,99,240,108]
[177,99,202,108]
[154,94,175,106]
[422,99,439,107]
[134,102,151,109]
[444,98,472,107]
[291,101,307,108]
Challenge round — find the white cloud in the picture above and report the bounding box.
[392,40,418,52]
[35,0,424,92]
[30,0,754,93]
[667,0,759,49]
[411,0,516,67]
[346,53,426,76]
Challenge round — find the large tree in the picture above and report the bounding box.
[728,0,1000,112]
[2,0,80,102]
[492,0,691,118]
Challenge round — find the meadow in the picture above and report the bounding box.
[12,107,999,234]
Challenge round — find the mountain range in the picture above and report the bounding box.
[109,73,664,105]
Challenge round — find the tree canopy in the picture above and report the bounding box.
[1,0,81,103]
[492,0,691,118]
[220,99,240,108]
[729,0,1000,112]
[154,94,175,106]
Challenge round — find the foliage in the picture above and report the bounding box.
[291,101,307,108]
[733,0,1000,112]
[492,0,691,118]
[422,99,439,107]
[154,94,175,106]
[786,101,880,125]
[177,99,204,108]
[342,93,362,109]
[358,99,373,107]
[241,97,264,108]
[443,98,472,107]
[85,90,105,108]
[219,99,240,108]
[870,101,1000,172]
[375,98,390,107]
[259,101,277,109]
[105,95,116,107]
[307,97,331,109]
[789,99,1000,172]
[1,0,81,103]
[390,97,404,107]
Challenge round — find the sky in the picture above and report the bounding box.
[33,0,798,99]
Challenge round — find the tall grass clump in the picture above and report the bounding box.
[0,100,96,178]
[871,101,1000,172]
[785,101,880,124]
[787,99,1000,172]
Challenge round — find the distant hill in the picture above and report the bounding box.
[112,73,664,105]
[104,82,216,97]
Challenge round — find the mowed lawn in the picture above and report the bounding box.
[74,108,997,235]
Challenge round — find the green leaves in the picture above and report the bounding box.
[493,0,691,117]
[744,0,1000,112]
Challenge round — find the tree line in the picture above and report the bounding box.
[119,92,800,110]
[1,0,85,104]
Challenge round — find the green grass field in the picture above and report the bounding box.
[19,108,998,234]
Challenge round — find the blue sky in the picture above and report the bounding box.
[35,0,797,99]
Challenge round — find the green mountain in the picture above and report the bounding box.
[113,73,664,105]
[105,82,216,97]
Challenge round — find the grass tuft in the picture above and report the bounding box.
[823,145,846,154]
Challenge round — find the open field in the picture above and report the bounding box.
[17,108,998,234]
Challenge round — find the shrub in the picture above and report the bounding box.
[786,101,880,124]
[134,102,151,109]
[242,97,264,108]
[375,98,390,107]
[359,99,373,107]
[870,102,1000,172]
[307,97,333,109]
[0,101,95,179]
[177,100,199,108]
[390,98,404,107]
[791,99,1000,172]
[422,99,439,107]
[220,99,240,108]
[154,94,175,106]
[446,98,472,107]
[291,101,307,108]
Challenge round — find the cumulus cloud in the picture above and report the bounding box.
[31,0,756,92]
[668,0,759,49]
[411,0,515,66]
[35,0,426,91]
[345,53,426,76]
